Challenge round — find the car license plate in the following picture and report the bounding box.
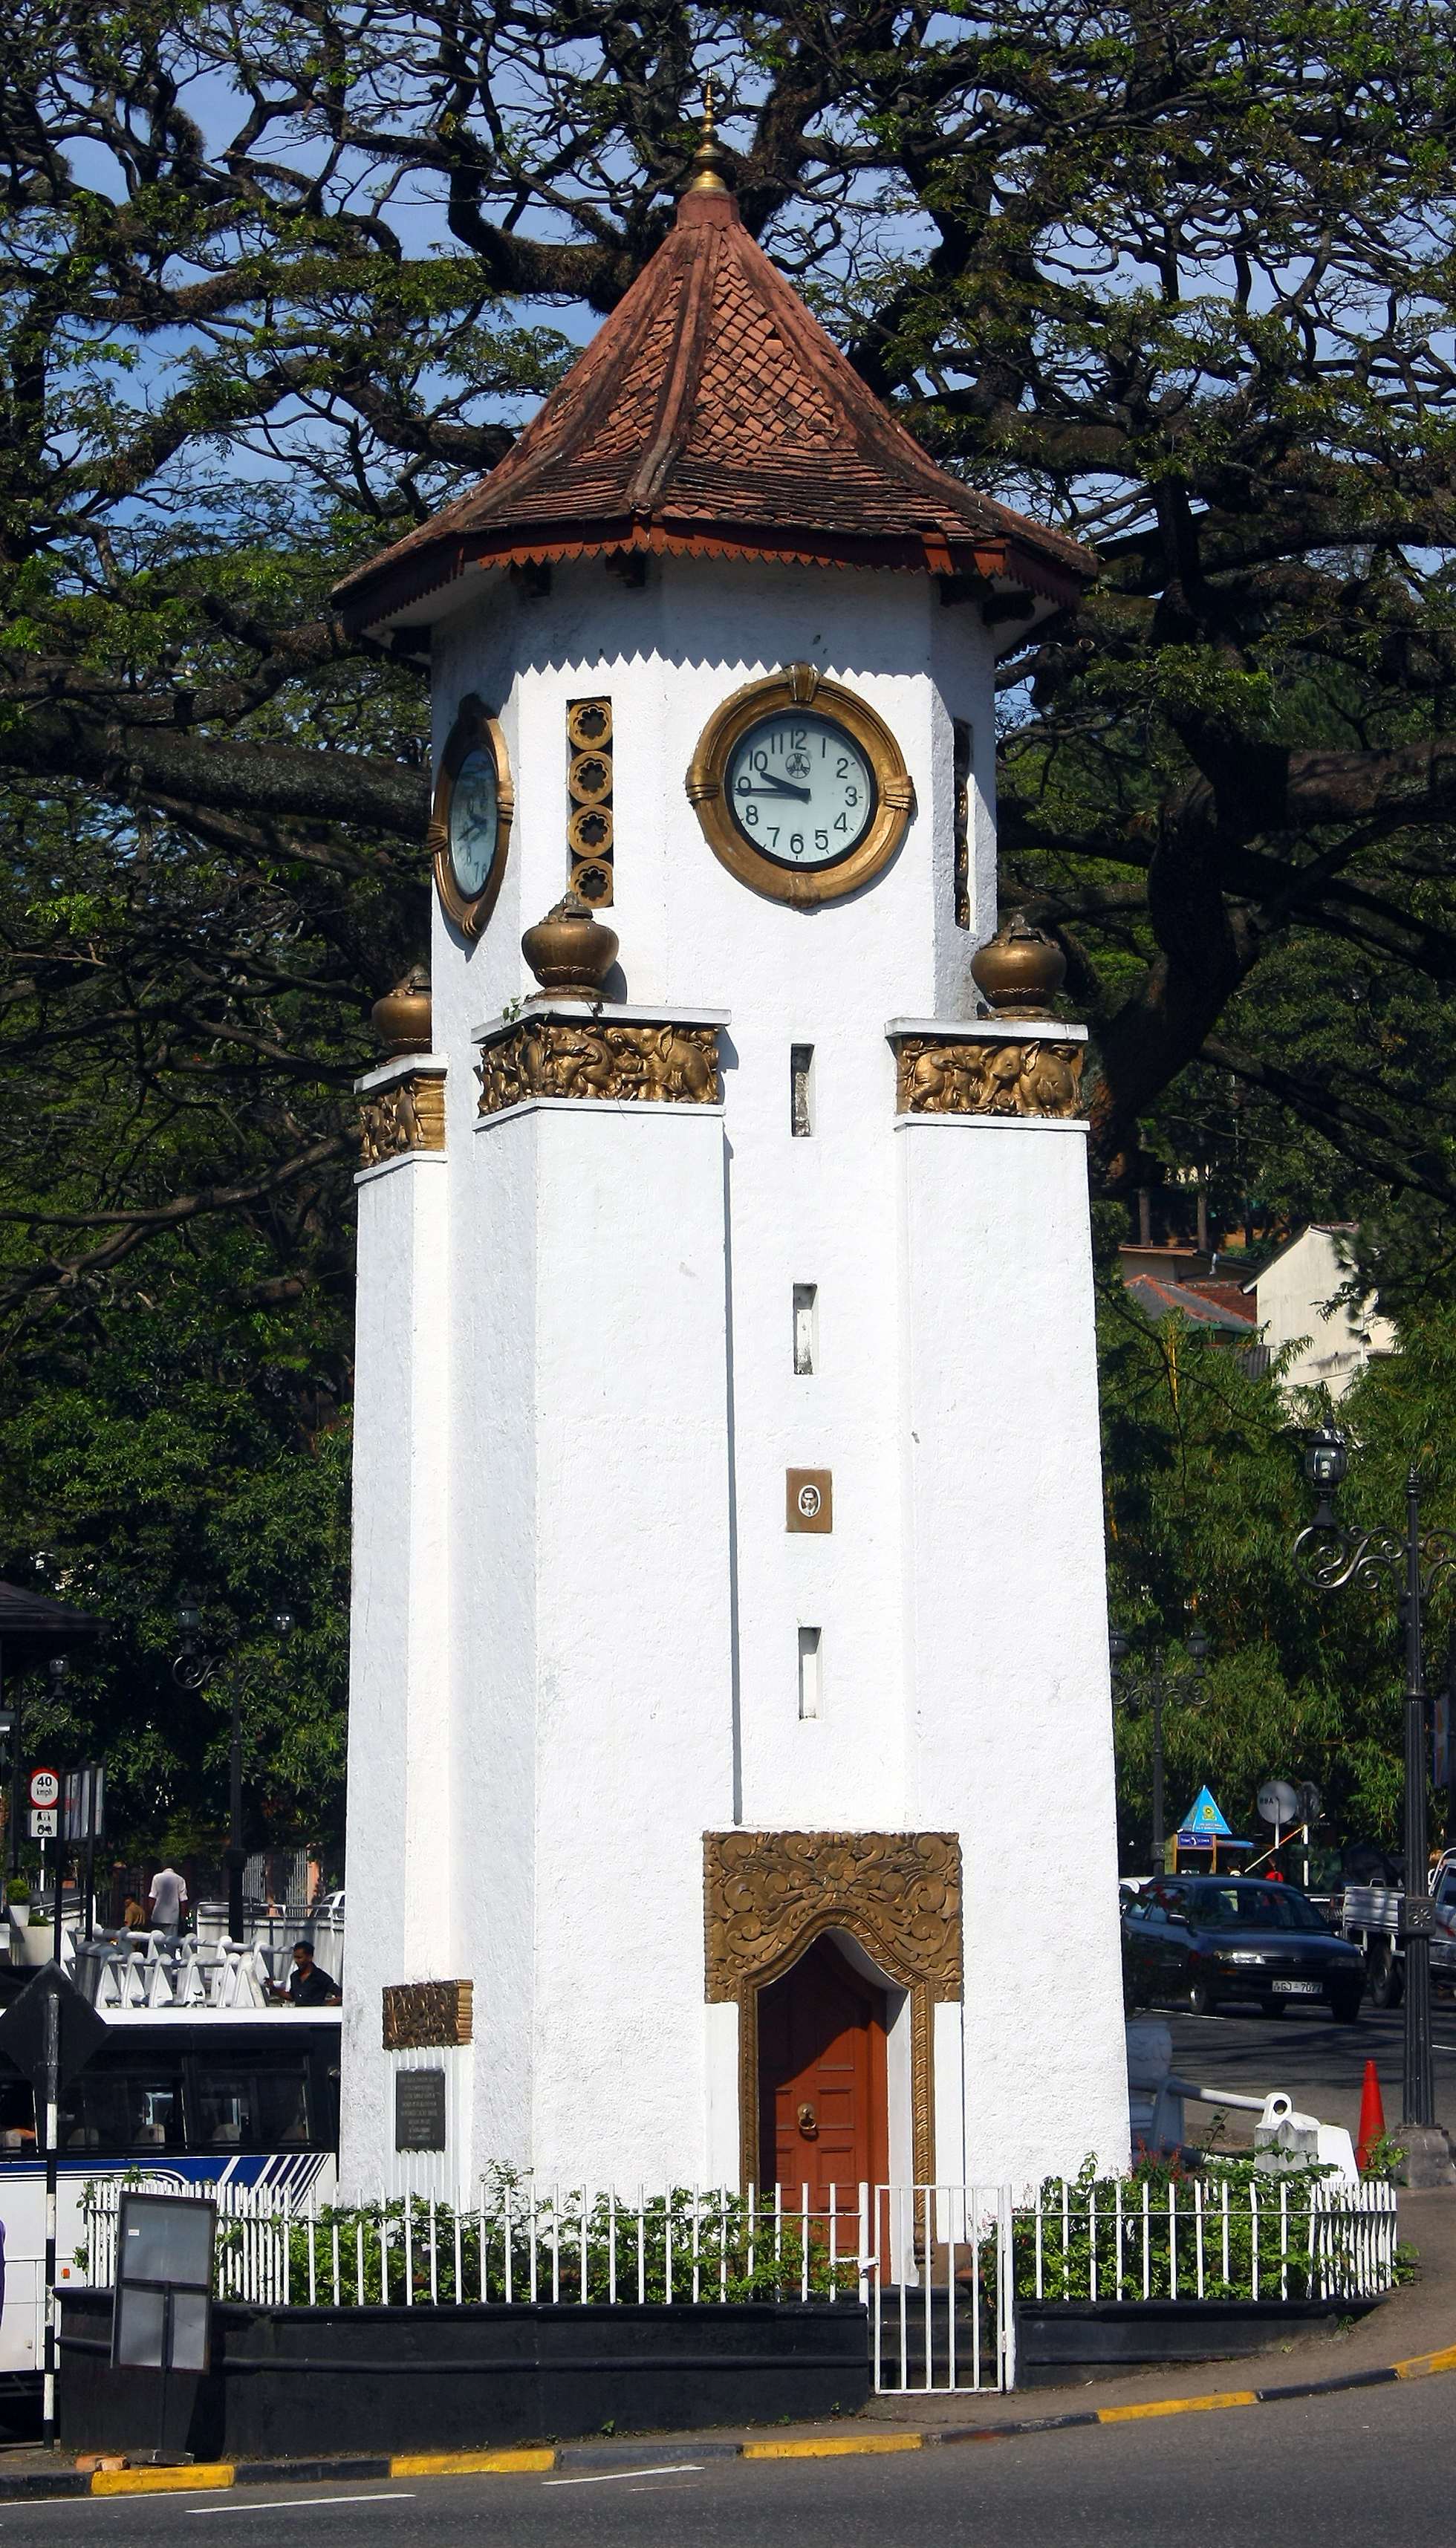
[1272,1979,1322,1995]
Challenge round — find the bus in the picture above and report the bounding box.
[0,2007,340,2425]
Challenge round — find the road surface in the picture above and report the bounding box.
[1159,1996,1456,2145]
[7,2375,1456,2548]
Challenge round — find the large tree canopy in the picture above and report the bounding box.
[2,0,1456,1293]
[4,0,1456,1862]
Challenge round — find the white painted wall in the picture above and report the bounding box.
[339,1136,452,2200]
[341,551,1127,2200]
[897,1112,1128,2188]
[458,1092,735,2191]
[1252,1225,1397,1400]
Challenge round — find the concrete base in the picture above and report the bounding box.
[1396,2125,1455,2188]
[59,2295,870,2457]
[1014,2295,1386,2382]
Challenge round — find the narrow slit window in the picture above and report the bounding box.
[952,719,973,931]
[793,1284,817,1377]
[798,1628,822,1721]
[790,1044,814,1137]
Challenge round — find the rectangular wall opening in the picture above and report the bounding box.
[793,1284,818,1376]
[798,1627,822,1720]
[790,1044,814,1137]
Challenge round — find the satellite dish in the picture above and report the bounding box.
[1258,1779,1301,1827]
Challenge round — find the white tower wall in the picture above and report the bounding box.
[341,552,1128,2201]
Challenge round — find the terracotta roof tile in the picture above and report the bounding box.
[336,181,1095,625]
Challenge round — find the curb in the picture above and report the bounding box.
[7,2341,1454,2499]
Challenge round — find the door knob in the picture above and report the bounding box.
[797,2102,818,2136]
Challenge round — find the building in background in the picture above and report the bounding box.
[1119,1244,1260,1353]
[1244,1224,1397,1401]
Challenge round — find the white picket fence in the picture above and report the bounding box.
[1024,2171,1399,2307]
[79,2170,1400,2396]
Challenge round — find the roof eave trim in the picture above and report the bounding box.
[337,519,1089,634]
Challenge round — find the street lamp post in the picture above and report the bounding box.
[1293,1430,1454,2165]
[173,1600,294,1945]
[1110,1628,1210,1874]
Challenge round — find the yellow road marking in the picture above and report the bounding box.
[1098,2391,1258,2422]
[389,2450,555,2476]
[91,2467,235,2496]
[743,2434,923,2459]
[1394,2343,1456,2379]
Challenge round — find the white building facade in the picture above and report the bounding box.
[334,140,1129,2206]
[1249,1224,1397,1400]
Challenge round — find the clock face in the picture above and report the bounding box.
[725,712,877,869]
[448,746,500,898]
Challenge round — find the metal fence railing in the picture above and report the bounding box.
[1018,2171,1399,2307]
[79,2166,1400,2396]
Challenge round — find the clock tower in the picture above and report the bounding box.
[334,126,1128,2205]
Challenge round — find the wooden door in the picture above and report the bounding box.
[756,1935,888,2205]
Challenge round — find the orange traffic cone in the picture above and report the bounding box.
[1356,2060,1386,2172]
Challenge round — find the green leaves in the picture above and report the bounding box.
[1102,1266,1456,1856]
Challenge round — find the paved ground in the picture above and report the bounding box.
[1154,1995,1456,2150]
[4,2374,1456,2547]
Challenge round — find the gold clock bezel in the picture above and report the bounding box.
[429,695,515,940]
[685,664,914,906]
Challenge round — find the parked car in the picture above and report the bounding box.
[1122,1876,1366,2023]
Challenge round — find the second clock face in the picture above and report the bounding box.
[448,746,501,899]
[725,711,877,869]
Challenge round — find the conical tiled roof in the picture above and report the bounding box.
[335,170,1093,629]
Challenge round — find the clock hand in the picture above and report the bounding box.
[738,781,813,802]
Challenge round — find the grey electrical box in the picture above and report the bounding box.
[111,2193,216,2374]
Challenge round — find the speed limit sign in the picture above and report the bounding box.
[27,1767,59,1810]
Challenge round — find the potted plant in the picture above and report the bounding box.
[7,1876,30,1927]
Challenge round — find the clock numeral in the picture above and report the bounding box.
[833,812,848,832]
[789,833,805,857]
[815,829,828,852]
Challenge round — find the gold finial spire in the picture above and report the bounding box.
[685,74,731,193]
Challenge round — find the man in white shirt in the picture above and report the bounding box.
[147,1866,188,1936]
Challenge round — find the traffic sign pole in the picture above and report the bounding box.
[41,1986,58,2445]
[52,1776,65,1968]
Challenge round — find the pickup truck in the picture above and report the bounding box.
[1338,1847,1456,2007]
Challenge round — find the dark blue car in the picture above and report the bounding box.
[1122,1877,1365,2022]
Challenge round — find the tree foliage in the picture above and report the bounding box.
[0,1217,351,1868]
[3,0,1456,1847]
[0,0,1453,1282]
[1101,1261,1456,1865]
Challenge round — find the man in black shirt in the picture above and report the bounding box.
[281,1942,341,2006]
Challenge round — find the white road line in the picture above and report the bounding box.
[543,2466,704,2488]
[188,2496,416,2515]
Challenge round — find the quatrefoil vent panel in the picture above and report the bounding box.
[567,697,614,906]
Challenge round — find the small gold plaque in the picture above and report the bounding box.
[786,1469,833,1533]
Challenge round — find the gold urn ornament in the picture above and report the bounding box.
[371,966,433,1054]
[970,912,1067,1018]
[521,891,620,1002]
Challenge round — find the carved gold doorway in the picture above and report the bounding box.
[703,1830,963,2191]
